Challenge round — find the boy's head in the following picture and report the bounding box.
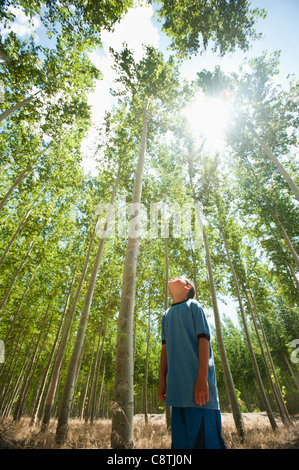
[168,276,195,301]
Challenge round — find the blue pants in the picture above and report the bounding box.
[171,407,226,449]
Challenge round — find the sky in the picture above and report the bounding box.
[1,1,298,328]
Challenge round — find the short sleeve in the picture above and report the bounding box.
[161,313,166,344]
[191,301,210,341]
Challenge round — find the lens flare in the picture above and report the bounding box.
[183,92,231,153]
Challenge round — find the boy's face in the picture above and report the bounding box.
[168,276,191,299]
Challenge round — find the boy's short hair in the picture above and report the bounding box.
[185,278,195,299]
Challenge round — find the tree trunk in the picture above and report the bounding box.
[249,292,293,426]
[144,296,151,425]
[247,124,299,201]
[245,290,291,426]
[31,298,68,426]
[97,362,106,418]
[188,159,247,442]
[55,166,121,444]
[91,299,110,423]
[273,208,299,269]
[197,208,246,442]
[284,354,299,392]
[0,311,30,414]
[0,166,32,211]
[0,90,41,123]
[83,336,96,421]
[0,193,42,270]
[220,228,278,431]
[41,220,98,431]
[13,304,52,421]
[164,233,172,430]
[111,100,150,449]
[0,240,36,313]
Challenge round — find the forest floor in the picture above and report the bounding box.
[0,412,298,450]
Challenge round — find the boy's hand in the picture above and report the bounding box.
[158,380,166,403]
[194,376,209,406]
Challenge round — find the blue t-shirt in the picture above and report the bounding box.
[161,298,220,409]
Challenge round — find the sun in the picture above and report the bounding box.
[183,91,231,153]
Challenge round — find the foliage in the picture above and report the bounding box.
[153,0,267,58]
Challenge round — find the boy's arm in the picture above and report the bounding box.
[194,337,209,406]
[158,343,167,403]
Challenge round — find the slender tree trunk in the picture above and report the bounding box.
[111,100,150,449]
[245,290,291,426]
[284,354,299,392]
[0,44,13,64]
[144,295,151,424]
[0,240,36,313]
[31,298,68,426]
[3,348,33,417]
[0,312,30,413]
[41,221,98,431]
[0,166,32,211]
[197,207,246,442]
[97,362,106,418]
[55,166,121,444]
[0,194,42,270]
[2,269,36,349]
[273,208,299,269]
[13,304,52,421]
[249,292,293,426]
[85,332,102,422]
[220,228,278,431]
[247,123,299,201]
[164,232,171,430]
[188,160,247,442]
[40,269,77,430]
[0,90,41,123]
[83,336,96,421]
[89,332,102,423]
[91,298,111,423]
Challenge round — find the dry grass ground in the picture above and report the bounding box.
[0,412,298,449]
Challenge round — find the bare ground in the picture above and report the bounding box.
[0,412,298,449]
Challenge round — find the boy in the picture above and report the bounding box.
[158,276,226,449]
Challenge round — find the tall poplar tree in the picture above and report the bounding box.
[110,45,189,449]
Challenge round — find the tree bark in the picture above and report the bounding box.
[0,240,35,313]
[144,295,151,424]
[220,228,278,431]
[245,290,291,426]
[0,90,41,123]
[55,165,121,444]
[196,207,247,442]
[188,160,247,442]
[41,220,98,431]
[13,304,52,421]
[164,231,172,430]
[111,100,149,449]
[247,123,299,201]
[0,166,32,211]
[273,208,299,269]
